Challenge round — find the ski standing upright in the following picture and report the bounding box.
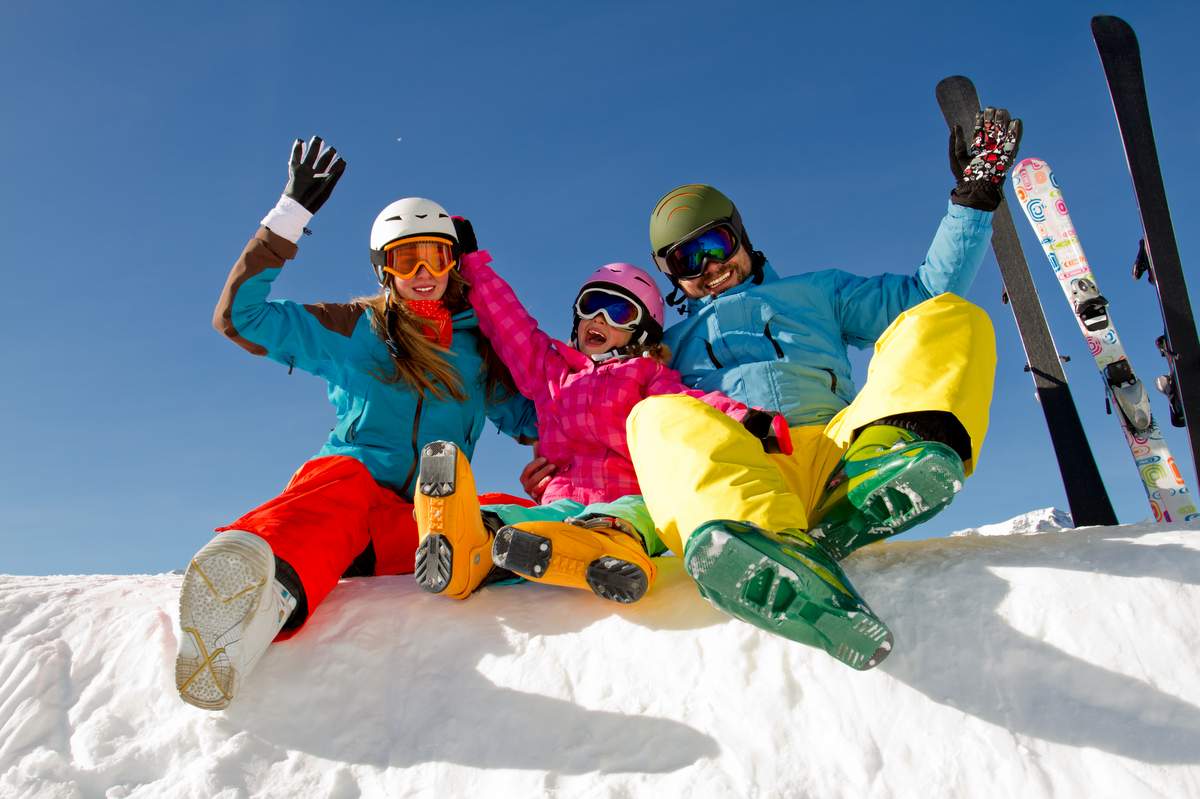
[1012,158,1197,523]
[1093,15,1200,487]
[935,76,1117,527]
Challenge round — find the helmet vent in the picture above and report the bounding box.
[371,197,458,254]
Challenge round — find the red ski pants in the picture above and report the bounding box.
[215,455,528,636]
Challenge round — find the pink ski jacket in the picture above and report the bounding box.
[462,250,755,505]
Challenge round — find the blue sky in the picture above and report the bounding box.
[2,1,1197,574]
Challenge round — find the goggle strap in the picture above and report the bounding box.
[665,284,686,308]
[382,234,456,251]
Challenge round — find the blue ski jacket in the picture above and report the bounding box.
[214,228,538,499]
[664,201,994,427]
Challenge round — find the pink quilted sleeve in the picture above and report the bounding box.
[643,361,751,423]
[460,250,563,403]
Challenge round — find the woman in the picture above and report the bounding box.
[175,137,535,710]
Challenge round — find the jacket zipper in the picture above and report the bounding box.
[763,322,784,358]
[704,340,723,369]
[399,394,424,497]
[344,406,363,443]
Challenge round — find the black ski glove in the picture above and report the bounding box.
[949,107,1022,212]
[284,136,347,215]
[741,409,794,455]
[452,216,478,254]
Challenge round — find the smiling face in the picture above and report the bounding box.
[676,245,753,300]
[575,315,634,356]
[391,265,451,301]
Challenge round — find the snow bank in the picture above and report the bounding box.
[3,519,1200,798]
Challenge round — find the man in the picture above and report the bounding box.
[527,109,1020,670]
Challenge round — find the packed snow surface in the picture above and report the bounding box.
[4,517,1200,798]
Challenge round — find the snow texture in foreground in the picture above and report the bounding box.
[3,518,1200,798]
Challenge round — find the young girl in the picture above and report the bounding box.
[174,137,536,711]
[412,227,790,604]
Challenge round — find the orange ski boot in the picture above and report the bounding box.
[413,441,496,600]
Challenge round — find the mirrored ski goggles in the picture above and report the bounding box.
[654,223,740,280]
[574,288,643,330]
[382,237,458,280]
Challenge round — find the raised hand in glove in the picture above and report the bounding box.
[741,408,794,456]
[261,136,347,243]
[949,107,1022,212]
[284,136,346,214]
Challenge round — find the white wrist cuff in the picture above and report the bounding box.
[261,195,314,243]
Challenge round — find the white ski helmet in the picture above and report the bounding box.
[369,197,458,283]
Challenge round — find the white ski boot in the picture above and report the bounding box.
[175,530,297,710]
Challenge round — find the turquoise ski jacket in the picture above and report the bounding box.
[664,201,994,427]
[214,228,538,498]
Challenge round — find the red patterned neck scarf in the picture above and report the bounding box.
[404,299,453,348]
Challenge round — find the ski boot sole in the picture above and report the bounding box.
[685,522,892,670]
[586,557,649,604]
[813,444,964,560]
[493,526,649,604]
[413,441,493,598]
[176,532,273,710]
[414,534,453,594]
[492,525,552,577]
[414,440,457,593]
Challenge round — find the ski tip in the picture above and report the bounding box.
[935,75,974,95]
[1014,157,1049,172]
[1091,14,1130,32]
[934,76,980,129]
[1091,15,1137,46]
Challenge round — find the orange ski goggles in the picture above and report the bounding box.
[382,236,458,280]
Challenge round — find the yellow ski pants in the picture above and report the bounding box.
[627,293,997,555]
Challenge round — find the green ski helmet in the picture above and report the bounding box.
[649,184,757,301]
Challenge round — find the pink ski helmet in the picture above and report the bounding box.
[571,263,666,350]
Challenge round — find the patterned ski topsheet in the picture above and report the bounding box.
[1012,157,1197,522]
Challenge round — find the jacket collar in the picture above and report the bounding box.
[551,340,595,370]
[450,307,479,330]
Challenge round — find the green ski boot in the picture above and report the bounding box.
[808,424,965,560]
[683,520,893,670]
